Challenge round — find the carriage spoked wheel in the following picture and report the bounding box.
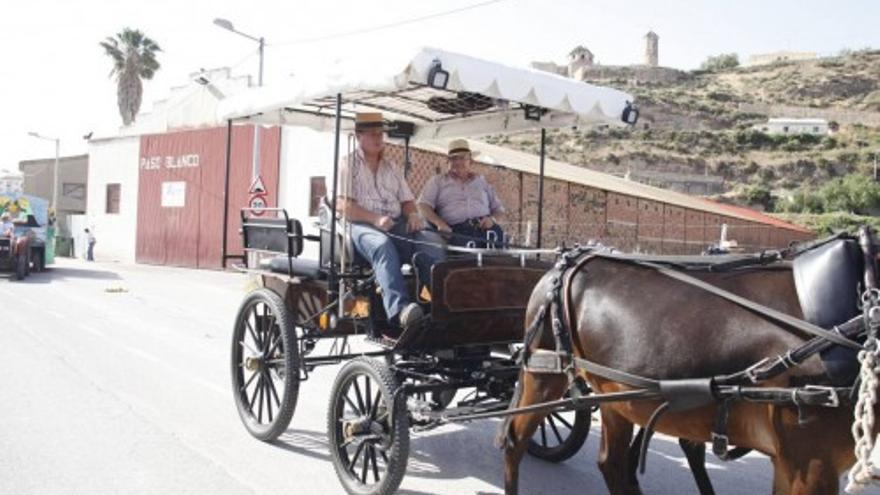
[328,357,409,495]
[526,395,592,463]
[231,288,300,442]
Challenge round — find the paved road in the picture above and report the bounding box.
[0,258,868,494]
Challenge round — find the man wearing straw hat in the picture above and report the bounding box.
[337,112,445,330]
[418,139,506,247]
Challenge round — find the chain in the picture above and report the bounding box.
[846,289,880,493]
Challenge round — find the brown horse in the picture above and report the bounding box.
[501,256,873,495]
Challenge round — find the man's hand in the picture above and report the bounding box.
[374,215,394,232]
[478,216,496,230]
[436,220,452,233]
[406,213,425,233]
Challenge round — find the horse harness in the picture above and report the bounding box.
[521,227,880,471]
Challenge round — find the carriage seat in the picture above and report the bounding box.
[259,256,326,280]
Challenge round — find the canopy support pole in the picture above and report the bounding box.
[221,119,233,268]
[403,136,411,179]
[328,93,342,304]
[537,127,546,249]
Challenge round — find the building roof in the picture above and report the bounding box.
[413,138,811,234]
[766,118,828,125]
[18,154,88,169]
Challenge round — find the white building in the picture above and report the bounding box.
[753,118,830,136]
[0,169,24,195]
[81,67,254,263]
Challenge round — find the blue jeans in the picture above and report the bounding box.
[349,219,445,320]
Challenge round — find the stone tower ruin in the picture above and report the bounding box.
[645,31,659,67]
[568,45,594,79]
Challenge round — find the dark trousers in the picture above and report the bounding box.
[87,241,95,261]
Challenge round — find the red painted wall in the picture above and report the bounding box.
[136,125,280,268]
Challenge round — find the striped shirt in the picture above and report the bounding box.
[418,172,505,226]
[339,150,414,218]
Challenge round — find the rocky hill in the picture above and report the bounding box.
[485,49,880,231]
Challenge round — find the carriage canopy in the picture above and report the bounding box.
[217,47,636,139]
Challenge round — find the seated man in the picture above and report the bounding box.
[0,212,14,237]
[337,112,445,330]
[418,140,506,247]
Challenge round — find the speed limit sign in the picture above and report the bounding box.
[249,193,268,215]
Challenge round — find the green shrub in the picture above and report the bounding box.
[700,53,740,71]
[744,184,774,210]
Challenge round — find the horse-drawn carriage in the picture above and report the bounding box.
[220,48,633,494]
[220,48,880,495]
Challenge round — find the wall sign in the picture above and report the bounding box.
[161,181,186,207]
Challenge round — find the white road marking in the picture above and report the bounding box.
[192,377,227,397]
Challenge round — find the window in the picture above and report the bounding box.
[309,176,327,216]
[62,183,86,200]
[106,183,121,214]
[813,126,820,133]
[783,126,789,133]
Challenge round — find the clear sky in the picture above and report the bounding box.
[1,0,877,173]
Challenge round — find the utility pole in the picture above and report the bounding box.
[28,132,60,212]
[213,18,265,180]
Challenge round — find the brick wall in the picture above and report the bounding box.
[384,143,811,253]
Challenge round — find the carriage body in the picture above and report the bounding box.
[230,208,590,493]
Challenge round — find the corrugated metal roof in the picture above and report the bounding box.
[413,138,811,234]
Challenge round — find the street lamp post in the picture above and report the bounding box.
[213,18,265,180]
[28,132,60,212]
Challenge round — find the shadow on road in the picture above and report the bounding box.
[9,265,123,284]
[272,429,332,461]
[265,407,772,494]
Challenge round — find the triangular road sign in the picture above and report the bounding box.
[249,175,266,194]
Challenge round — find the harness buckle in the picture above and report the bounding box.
[744,358,771,383]
[711,432,729,458]
[804,385,840,408]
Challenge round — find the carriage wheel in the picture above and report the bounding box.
[231,288,300,442]
[328,357,409,495]
[526,401,591,463]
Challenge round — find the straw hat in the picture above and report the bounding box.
[447,139,479,157]
[354,112,385,131]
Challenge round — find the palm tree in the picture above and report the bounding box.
[100,28,161,126]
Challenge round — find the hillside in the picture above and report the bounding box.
[485,49,880,232]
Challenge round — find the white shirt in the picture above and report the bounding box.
[339,150,414,218]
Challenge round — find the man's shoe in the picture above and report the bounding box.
[399,303,424,329]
